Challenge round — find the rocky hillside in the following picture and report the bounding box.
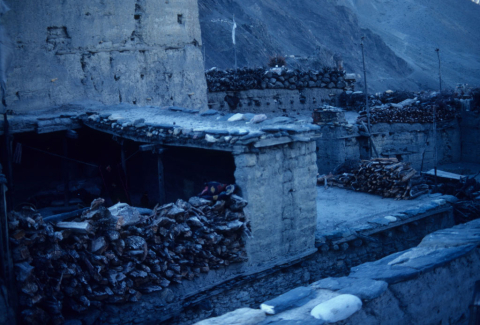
[198,0,480,92]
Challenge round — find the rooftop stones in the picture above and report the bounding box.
[0,100,321,151]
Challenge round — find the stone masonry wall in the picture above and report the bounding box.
[315,125,360,175]
[315,120,461,175]
[370,120,461,170]
[3,0,207,112]
[234,141,318,268]
[208,88,343,115]
[172,204,454,324]
[461,111,480,163]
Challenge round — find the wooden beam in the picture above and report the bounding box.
[157,154,166,205]
[253,136,292,148]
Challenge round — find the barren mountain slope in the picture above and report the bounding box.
[198,0,480,91]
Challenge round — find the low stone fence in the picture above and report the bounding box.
[206,68,355,93]
[197,212,480,325]
[172,195,455,324]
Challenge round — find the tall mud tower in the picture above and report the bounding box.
[2,0,207,112]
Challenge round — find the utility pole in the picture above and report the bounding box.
[361,37,370,131]
[435,48,442,93]
[433,105,438,187]
[361,36,375,158]
[233,15,237,72]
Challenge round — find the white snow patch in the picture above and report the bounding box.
[228,113,244,122]
[260,303,275,315]
[310,294,362,322]
[384,216,397,222]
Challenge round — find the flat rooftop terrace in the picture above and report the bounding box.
[315,186,454,243]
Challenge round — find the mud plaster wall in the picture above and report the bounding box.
[2,0,207,112]
[234,141,318,268]
[207,88,343,115]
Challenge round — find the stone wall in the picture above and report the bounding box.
[195,211,480,325]
[369,120,461,170]
[315,125,360,175]
[3,0,207,112]
[174,200,454,324]
[315,119,461,175]
[234,141,318,268]
[208,88,343,115]
[461,111,480,163]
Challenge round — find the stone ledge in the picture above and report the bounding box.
[198,218,480,324]
[316,196,454,248]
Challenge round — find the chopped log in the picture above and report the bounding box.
[56,221,93,234]
[15,262,35,282]
[93,212,124,231]
[12,229,26,240]
[13,245,31,262]
[401,169,417,183]
[91,237,108,255]
[109,203,143,226]
[43,207,89,223]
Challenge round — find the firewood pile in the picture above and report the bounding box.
[356,103,457,124]
[453,200,480,224]
[340,90,459,124]
[318,158,429,200]
[9,195,250,324]
[205,67,351,92]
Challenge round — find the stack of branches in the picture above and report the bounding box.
[453,200,480,224]
[356,103,457,124]
[428,173,480,200]
[9,195,250,324]
[318,158,429,200]
[356,93,459,124]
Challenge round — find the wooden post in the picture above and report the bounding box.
[0,166,8,288]
[157,149,166,205]
[120,141,127,176]
[361,37,372,158]
[63,136,69,207]
[0,164,16,321]
[435,48,442,93]
[433,105,438,186]
[3,112,13,211]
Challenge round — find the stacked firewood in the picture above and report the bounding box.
[9,195,250,324]
[318,158,429,200]
[205,67,351,92]
[356,102,457,124]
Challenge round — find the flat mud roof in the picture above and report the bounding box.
[0,101,320,152]
[316,186,454,244]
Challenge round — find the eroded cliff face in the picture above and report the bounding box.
[199,0,480,92]
[3,0,207,112]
